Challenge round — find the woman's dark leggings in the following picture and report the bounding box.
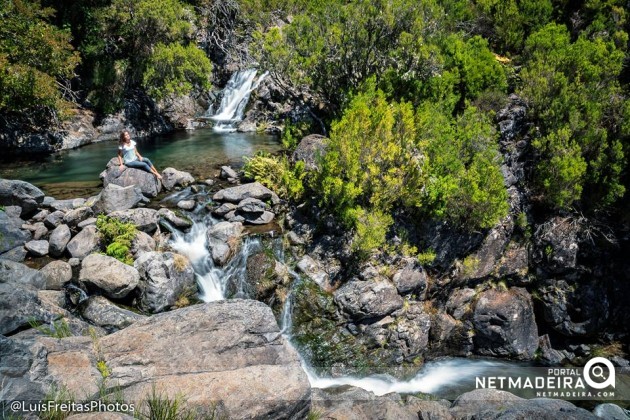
[126,158,154,173]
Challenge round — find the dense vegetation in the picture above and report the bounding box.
[1,0,629,255]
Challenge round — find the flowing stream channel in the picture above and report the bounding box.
[167,204,529,400]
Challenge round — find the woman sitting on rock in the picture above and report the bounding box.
[117,130,162,180]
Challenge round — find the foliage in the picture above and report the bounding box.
[417,249,436,266]
[243,152,306,200]
[28,317,73,338]
[138,385,196,420]
[96,215,137,265]
[281,119,310,150]
[519,23,627,209]
[0,0,80,113]
[143,43,212,100]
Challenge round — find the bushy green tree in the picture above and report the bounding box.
[0,0,80,113]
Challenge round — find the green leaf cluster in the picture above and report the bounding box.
[96,215,137,265]
[243,152,306,201]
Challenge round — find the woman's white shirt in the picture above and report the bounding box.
[119,140,137,164]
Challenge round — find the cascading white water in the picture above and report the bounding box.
[207,69,269,132]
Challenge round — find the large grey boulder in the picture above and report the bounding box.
[450,389,595,419]
[158,208,192,229]
[25,240,49,257]
[130,231,156,257]
[100,157,161,198]
[296,255,331,290]
[206,221,244,266]
[472,288,538,360]
[79,254,140,299]
[213,182,280,205]
[48,198,85,212]
[0,259,46,289]
[63,206,94,227]
[81,295,146,332]
[0,209,31,253]
[49,224,72,257]
[392,262,427,295]
[0,179,45,217]
[0,246,27,262]
[335,278,404,320]
[291,134,328,171]
[44,210,66,229]
[91,183,144,215]
[108,208,160,234]
[1,300,311,419]
[40,260,73,290]
[66,225,100,259]
[134,252,196,313]
[0,281,48,335]
[161,167,195,190]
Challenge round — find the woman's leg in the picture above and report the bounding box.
[125,160,152,173]
[141,158,162,179]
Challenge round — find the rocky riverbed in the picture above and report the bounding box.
[1,131,629,418]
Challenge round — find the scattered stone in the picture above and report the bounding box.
[81,295,145,332]
[49,198,76,212]
[79,254,140,299]
[0,259,46,289]
[63,207,94,227]
[220,165,239,180]
[48,223,72,257]
[100,157,162,198]
[213,182,280,205]
[0,179,45,217]
[31,209,50,222]
[25,240,49,257]
[176,199,196,210]
[204,178,215,186]
[335,278,404,320]
[161,167,195,190]
[91,183,144,215]
[291,134,328,171]
[41,260,73,291]
[108,208,160,234]
[134,252,196,313]
[212,202,237,217]
[44,210,66,229]
[472,287,538,360]
[237,197,268,213]
[241,210,275,225]
[68,258,81,267]
[67,225,100,260]
[0,246,27,262]
[0,209,31,253]
[286,231,305,246]
[130,231,156,257]
[392,263,427,296]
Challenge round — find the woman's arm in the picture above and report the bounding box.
[118,149,124,167]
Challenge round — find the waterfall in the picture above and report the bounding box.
[207,69,269,133]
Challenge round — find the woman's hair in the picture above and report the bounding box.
[119,130,130,145]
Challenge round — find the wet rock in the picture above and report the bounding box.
[158,208,193,229]
[81,295,145,332]
[238,197,268,213]
[25,240,49,257]
[100,157,162,198]
[0,209,31,253]
[392,262,428,296]
[101,300,310,418]
[67,225,100,259]
[44,210,66,229]
[450,389,595,419]
[161,167,195,190]
[297,255,331,290]
[49,224,72,257]
[0,179,45,217]
[0,246,27,262]
[0,259,46,289]
[291,134,328,171]
[206,221,244,266]
[41,260,73,290]
[311,387,419,420]
[213,182,280,205]
[539,279,609,337]
[63,206,94,227]
[385,302,431,359]
[91,183,144,215]
[242,210,275,225]
[130,231,156,257]
[335,278,404,320]
[472,287,538,360]
[533,216,580,274]
[177,199,196,210]
[537,334,567,365]
[134,252,196,313]
[220,165,239,180]
[108,208,160,233]
[79,254,140,299]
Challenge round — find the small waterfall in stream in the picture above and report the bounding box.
[207,69,269,132]
[166,193,528,399]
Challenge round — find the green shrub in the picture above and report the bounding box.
[28,318,73,339]
[96,215,137,265]
[243,152,306,201]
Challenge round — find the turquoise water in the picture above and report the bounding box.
[0,130,282,197]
